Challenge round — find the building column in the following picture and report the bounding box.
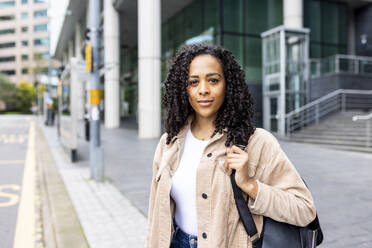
[283,0,303,28]
[75,21,83,60]
[104,0,120,129]
[68,39,74,59]
[138,0,161,138]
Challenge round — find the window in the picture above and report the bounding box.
[21,40,28,46]
[21,26,28,32]
[22,54,29,61]
[34,0,46,3]
[35,52,49,59]
[22,0,28,4]
[22,68,28,74]
[21,12,28,19]
[34,9,47,18]
[0,42,16,49]
[0,28,15,35]
[34,24,47,32]
[1,70,15,75]
[0,14,15,21]
[0,1,15,8]
[0,56,16,63]
[34,38,49,46]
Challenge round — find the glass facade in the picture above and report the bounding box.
[0,1,15,8]
[0,28,15,35]
[34,38,49,46]
[21,12,29,19]
[304,0,347,58]
[0,14,15,21]
[34,23,48,32]
[0,42,16,49]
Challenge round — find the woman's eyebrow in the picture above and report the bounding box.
[206,73,221,77]
[189,75,199,78]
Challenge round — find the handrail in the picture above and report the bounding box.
[352,112,372,148]
[352,113,372,121]
[285,89,372,138]
[286,89,372,119]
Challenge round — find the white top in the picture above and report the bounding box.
[170,127,209,235]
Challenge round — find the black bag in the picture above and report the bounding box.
[230,169,323,248]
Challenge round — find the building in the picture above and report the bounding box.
[0,0,50,84]
[50,0,372,139]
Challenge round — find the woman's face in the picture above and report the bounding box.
[187,54,226,121]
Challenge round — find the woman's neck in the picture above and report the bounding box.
[191,115,216,140]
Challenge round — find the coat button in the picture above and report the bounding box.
[207,153,212,157]
[202,193,207,199]
[202,232,207,239]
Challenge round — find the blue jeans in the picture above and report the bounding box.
[170,221,198,248]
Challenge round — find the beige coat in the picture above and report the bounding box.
[146,117,316,248]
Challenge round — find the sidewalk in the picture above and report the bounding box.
[39,118,372,248]
[38,119,147,248]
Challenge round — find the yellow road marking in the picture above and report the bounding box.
[0,184,20,207]
[13,121,35,248]
[0,160,25,165]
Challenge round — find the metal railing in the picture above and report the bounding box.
[310,54,372,78]
[285,89,372,136]
[352,113,372,148]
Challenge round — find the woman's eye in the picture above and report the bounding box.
[209,78,219,84]
[188,80,198,86]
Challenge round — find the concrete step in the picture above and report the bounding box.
[289,137,370,147]
[291,133,370,142]
[290,140,372,153]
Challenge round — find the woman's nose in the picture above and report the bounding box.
[198,81,210,95]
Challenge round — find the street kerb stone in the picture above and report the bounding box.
[35,122,89,248]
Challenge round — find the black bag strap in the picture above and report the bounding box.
[230,170,262,248]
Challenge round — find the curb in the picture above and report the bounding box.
[35,122,89,248]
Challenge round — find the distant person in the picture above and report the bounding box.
[146,44,316,248]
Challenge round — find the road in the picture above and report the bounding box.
[0,115,29,248]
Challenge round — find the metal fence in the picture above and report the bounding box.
[285,89,372,136]
[310,54,372,78]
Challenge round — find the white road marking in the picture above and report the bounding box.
[0,160,25,165]
[13,121,36,248]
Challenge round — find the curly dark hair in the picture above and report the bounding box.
[163,44,256,147]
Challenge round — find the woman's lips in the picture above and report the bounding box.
[197,100,213,107]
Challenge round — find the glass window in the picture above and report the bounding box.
[0,14,15,21]
[22,0,28,4]
[21,12,28,19]
[21,26,28,32]
[0,42,16,49]
[34,9,47,18]
[244,1,267,35]
[0,28,15,35]
[0,1,15,8]
[203,0,219,31]
[22,54,29,61]
[184,0,202,39]
[1,70,15,75]
[0,56,16,62]
[22,40,28,46]
[35,52,49,59]
[244,37,262,81]
[34,0,46,3]
[34,38,49,46]
[222,0,243,33]
[22,68,28,74]
[223,34,243,65]
[34,23,47,32]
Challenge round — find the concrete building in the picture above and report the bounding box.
[50,0,372,138]
[0,0,50,84]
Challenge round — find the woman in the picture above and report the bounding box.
[146,44,316,248]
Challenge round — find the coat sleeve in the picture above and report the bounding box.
[145,133,167,248]
[246,130,316,227]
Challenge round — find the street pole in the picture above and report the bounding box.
[89,0,104,182]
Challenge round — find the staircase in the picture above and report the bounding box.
[289,111,372,153]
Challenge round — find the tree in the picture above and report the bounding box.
[14,81,36,113]
[0,73,17,111]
